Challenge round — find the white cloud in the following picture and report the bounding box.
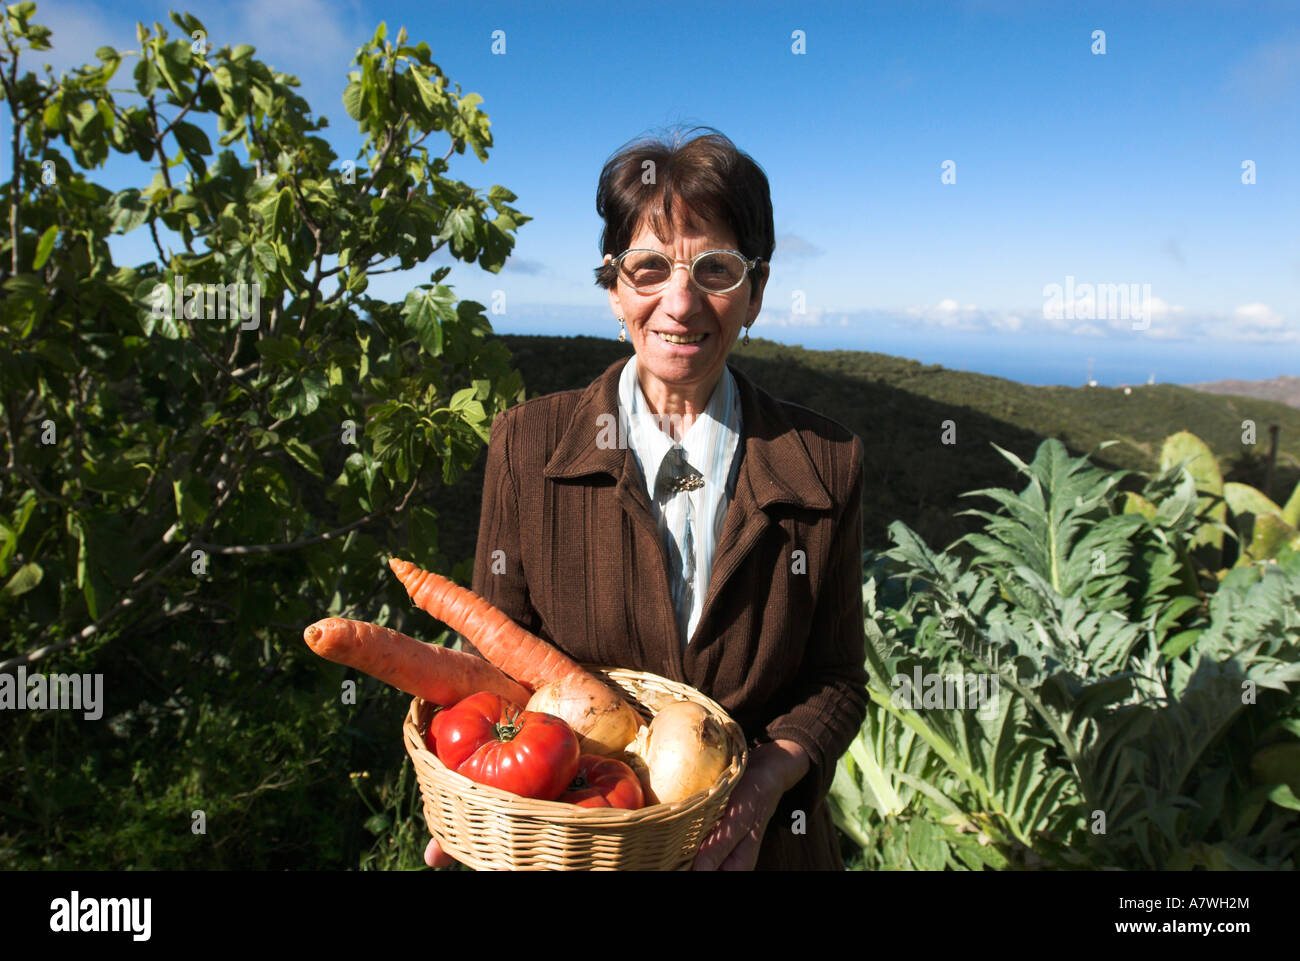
[226,0,363,86]
[1216,302,1300,342]
[903,299,988,332]
[760,306,834,327]
[24,1,137,76]
[1233,302,1285,329]
[1040,279,1197,338]
[22,0,367,122]
[864,296,1286,346]
[1145,296,1178,319]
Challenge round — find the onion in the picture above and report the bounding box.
[627,700,730,805]
[525,673,642,756]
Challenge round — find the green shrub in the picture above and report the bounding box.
[833,439,1300,869]
[1,6,524,869]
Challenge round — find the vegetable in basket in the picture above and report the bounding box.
[302,617,531,707]
[557,755,645,810]
[427,691,580,801]
[390,557,641,753]
[624,700,731,805]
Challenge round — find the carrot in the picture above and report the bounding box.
[387,557,584,692]
[302,616,531,707]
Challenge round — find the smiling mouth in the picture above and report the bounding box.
[656,332,708,345]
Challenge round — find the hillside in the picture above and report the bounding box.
[429,335,1300,563]
[1186,375,1300,410]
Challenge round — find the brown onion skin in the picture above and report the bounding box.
[637,701,730,805]
[524,674,641,757]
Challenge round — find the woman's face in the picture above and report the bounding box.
[605,209,767,410]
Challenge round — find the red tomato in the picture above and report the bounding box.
[428,691,580,801]
[557,754,644,810]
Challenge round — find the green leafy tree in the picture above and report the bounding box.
[1,6,525,662]
[1,5,525,867]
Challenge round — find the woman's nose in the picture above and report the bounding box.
[659,262,703,309]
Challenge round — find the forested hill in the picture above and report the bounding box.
[430,334,1300,561]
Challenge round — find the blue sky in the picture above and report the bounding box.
[17,0,1300,385]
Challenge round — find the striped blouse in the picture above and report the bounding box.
[617,354,743,646]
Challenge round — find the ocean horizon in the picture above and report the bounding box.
[487,313,1297,389]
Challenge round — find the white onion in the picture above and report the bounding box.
[630,700,730,804]
[525,673,642,756]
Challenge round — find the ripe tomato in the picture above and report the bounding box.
[428,691,580,801]
[557,754,644,810]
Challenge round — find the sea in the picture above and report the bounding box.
[780,328,1298,388]
[497,315,1296,388]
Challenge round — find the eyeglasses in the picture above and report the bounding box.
[607,248,762,295]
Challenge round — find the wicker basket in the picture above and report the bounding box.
[403,666,748,871]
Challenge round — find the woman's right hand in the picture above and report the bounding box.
[424,836,457,869]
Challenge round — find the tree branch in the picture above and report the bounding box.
[122,432,174,525]
[5,463,73,508]
[226,324,244,367]
[148,217,168,263]
[186,317,261,403]
[156,67,208,141]
[5,29,24,276]
[2,429,258,670]
[359,113,409,197]
[147,94,194,254]
[0,552,178,672]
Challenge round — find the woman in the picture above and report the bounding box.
[426,128,868,870]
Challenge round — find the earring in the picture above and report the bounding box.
[743,324,750,346]
[618,317,626,343]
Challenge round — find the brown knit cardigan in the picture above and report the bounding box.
[465,356,869,869]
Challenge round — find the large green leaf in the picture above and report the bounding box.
[1224,481,1282,518]
[108,188,150,234]
[282,437,324,478]
[172,475,211,526]
[0,562,43,603]
[1281,481,1300,528]
[1243,513,1300,563]
[342,81,363,120]
[32,225,58,269]
[401,286,455,356]
[1160,430,1226,550]
[172,120,212,156]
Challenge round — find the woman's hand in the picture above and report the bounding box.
[692,739,809,871]
[425,740,809,871]
[424,836,457,869]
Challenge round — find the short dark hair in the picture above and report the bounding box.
[593,126,774,298]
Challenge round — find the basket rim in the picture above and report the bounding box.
[404,666,748,822]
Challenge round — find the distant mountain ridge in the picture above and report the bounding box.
[1186,376,1300,410]
[446,335,1300,558]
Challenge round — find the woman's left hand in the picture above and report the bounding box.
[692,739,809,871]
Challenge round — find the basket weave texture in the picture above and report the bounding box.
[403,666,748,871]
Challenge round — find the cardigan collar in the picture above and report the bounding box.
[543,356,832,513]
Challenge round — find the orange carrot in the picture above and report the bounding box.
[302,616,531,707]
[387,557,584,692]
